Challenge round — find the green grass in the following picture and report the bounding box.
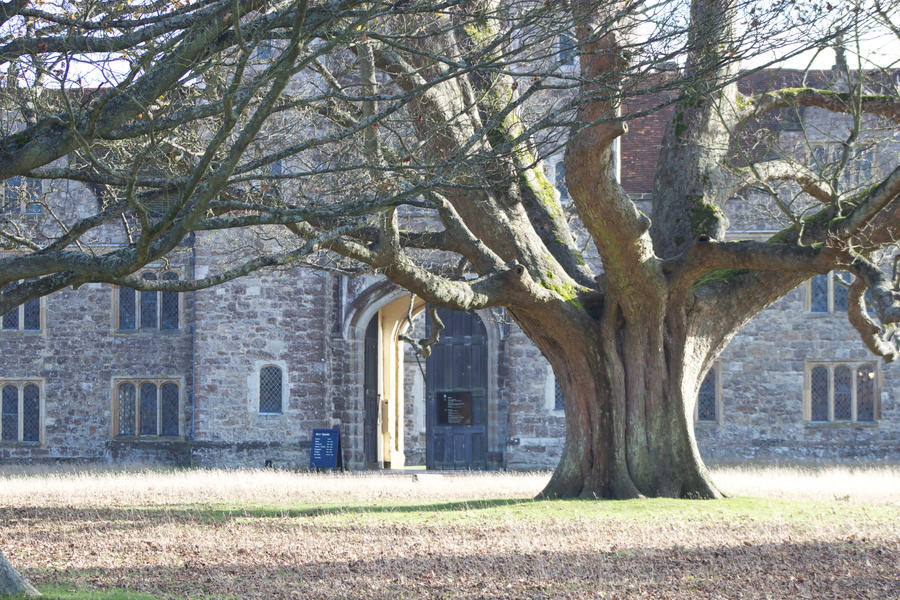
[124,495,897,527]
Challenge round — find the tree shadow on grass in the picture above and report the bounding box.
[23,539,900,600]
[0,499,543,540]
[0,498,535,525]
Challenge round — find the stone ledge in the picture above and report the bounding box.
[191,440,312,450]
[803,421,879,428]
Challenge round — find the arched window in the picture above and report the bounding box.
[809,271,850,313]
[161,272,179,330]
[160,383,180,436]
[116,379,181,437]
[2,281,41,331]
[697,369,718,422]
[810,366,829,421]
[139,382,158,435]
[140,273,158,330]
[833,366,852,421]
[2,176,42,214]
[118,383,136,436]
[857,366,876,422]
[807,363,878,422]
[0,382,42,442]
[22,296,39,330]
[22,384,39,442]
[810,275,828,313]
[259,366,283,414]
[554,378,565,412]
[117,271,180,331]
[1,385,17,441]
[118,286,136,330]
[1,284,17,330]
[833,273,850,311]
[557,35,576,65]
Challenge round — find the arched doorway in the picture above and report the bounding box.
[355,294,495,471]
[425,308,489,470]
[361,295,426,469]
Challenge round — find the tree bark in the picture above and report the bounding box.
[520,299,722,500]
[0,548,40,597]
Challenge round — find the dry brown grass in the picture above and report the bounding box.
[1,463,898,506]
[0,468,546,507]
[1,466,899,599]
[712,464,900,504]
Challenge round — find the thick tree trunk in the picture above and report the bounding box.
[523,303,722,500]
[0,548,40,596]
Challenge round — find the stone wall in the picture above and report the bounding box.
[0,251,194,463]
[502,325,565,470]
[189,234,333,468]
[696,283,900,463]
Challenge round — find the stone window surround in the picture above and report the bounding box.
[248,360,290,416]
[807,271,850,314]
[802,361,880,424]
[0,378,44,445]
[694,364,722,425]
[0,284,43,334]
[113,268,183,332]
[544,365,564,414]
[111,377,184,439]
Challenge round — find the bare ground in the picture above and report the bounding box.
[1,467,898,599]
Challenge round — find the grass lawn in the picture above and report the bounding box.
[0,467,898,599]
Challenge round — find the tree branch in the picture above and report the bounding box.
[737,88,900,126]
[729,159,833,204]
[847,275,897,362]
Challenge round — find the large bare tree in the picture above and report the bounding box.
[2,0,900,590]
[2,0,900,593]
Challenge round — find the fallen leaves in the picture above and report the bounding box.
[0,472,898,599]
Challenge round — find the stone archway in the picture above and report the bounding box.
[347,285,503,471]
[361,294,426,469]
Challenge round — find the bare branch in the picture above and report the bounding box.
[738,89,900,126]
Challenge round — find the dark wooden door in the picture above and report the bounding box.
[426,308,488,470]
[363,316,380,469]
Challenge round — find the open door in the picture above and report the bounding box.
[363,316,380,469]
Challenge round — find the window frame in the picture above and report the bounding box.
[694,364,722,425]
[0,379,44,444]
[544,365,565,414]
[111,377,183,439]
[1,281,43,333]
[803,361,880,423]
[807,271,851,314]
[258,364,284,415]
[113,270,182,332]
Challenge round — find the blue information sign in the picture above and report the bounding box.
[309,428,342,470]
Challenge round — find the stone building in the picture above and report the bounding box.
[1,66,898,469]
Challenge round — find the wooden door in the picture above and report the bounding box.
[425,309,488,470]
[363,316,380,469]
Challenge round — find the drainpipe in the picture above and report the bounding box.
[189,232,197,442]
